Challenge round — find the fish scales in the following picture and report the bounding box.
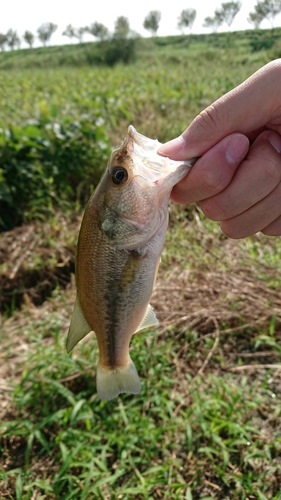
[67,125,196,401]
[75,201,167,368]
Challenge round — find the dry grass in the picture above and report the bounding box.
[1,208,281,498]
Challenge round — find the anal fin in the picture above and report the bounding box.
[67,297,92,352]
[135,304,159,333]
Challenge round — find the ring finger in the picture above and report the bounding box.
[220,181,281,238]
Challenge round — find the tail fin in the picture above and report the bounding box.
[96,358,141,401]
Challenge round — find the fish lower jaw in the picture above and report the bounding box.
[96,358,141,401]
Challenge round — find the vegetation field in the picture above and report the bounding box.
[1,31,281,499]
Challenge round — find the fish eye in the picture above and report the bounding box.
[111,167,128,186]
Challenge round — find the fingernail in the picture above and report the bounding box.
[158,135,186,156]
[225,134,249,164]
[269,133,281,153]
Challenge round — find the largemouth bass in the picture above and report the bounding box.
[67,125,195,401]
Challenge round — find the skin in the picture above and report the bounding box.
[158,59,281,239]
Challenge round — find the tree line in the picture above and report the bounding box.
[0,0,281,51]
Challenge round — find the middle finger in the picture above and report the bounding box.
[200,130,281,221]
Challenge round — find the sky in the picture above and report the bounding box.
[1,0,280,48]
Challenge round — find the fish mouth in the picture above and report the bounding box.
[128,125,197,177]
[131,151,194,186]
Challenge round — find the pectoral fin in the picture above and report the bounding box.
[67,297,92,352]
[135,304,159,333]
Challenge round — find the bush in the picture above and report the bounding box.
[98,38,136,66]
[0,119,111,230]
[250,34,275,52]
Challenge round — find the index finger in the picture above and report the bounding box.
[158,59,281,160]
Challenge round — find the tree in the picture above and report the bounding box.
[62,24,76,40]
[216,1,241,28]
[75,27,87,42]
[248,11,264,28]
[6,29,21,50]
[249,0,281,28]
[143,10,162,36]
[63,24,87,43]
[0,33,7,51]
[23,30,35,48]
[177,8,196,33]
[37,22,57,46]
[87,22,109,40]
[203,12,224,32]
[204,1,241,30]
[114,16,130,39]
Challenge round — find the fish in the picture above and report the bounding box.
[67,125,195,401]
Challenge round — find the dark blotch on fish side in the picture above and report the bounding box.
[101,217,116,240]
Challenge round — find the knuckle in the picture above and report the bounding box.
[200,169,230,194]
[262,158,281,185]
[262,227,275,236]
[220,220,243,239]
[197,105,218,129]
[199,199,218,220]
[262,220,281,236]
[200,196,230,221]
[197,101,228,134]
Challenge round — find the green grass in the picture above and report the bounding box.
[0,29,279,134]
[1,30,281,499]
[1,33,274,230]
[1,210,281,499]
[1,319,280,499]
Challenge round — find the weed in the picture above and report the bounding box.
[1,30,281,500]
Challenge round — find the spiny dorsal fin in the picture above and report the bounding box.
[67,297,92,352]
[135,304,159,333]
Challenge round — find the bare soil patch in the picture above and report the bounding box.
[0,215,80,313]
[1,212,281,498]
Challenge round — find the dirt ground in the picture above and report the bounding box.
[0,215,79,313]
[1,214,281,497]
[1,213,281,385]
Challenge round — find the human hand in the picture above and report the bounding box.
[158,59,281,238]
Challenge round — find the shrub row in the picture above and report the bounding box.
[0,38,136,70]
[0,118,111,230]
